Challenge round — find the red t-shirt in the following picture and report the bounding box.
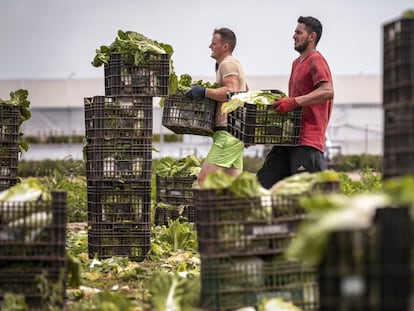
[289,51,333,152]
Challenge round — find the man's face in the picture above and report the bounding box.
[209,33,225,60]
[293,23,310,53]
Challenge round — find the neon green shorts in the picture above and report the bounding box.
[205,130,244,169]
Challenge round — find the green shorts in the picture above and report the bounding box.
[205,130,244,169]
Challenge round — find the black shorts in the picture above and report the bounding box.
[256,145,325,189]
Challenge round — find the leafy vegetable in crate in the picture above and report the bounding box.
[92,30,173,67]
[200,171,272,224]
[159,74,219,107]
[199,170,236,192]
[0,178,52,241]
[221,90,287,114]
[200,171,269,197]
[173,74,219,96]
[269,170,340,196]
[0,177,48,203]
[6,211,52,242]
[285,192,390,266]
[229,256,265,287]
[91,29,178,95]
[155,154,202,177]
[229,171,270,198]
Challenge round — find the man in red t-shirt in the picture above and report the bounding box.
[257,16,334,189]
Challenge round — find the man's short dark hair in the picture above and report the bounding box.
[213,28,237,51]
[298,16,323,45]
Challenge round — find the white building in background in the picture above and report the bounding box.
[0,75,383,160]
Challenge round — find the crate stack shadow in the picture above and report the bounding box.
[0,104,19,191]
[84,52,170,260]
[0,191,68,309]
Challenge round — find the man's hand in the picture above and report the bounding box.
[273,97,298,114]
[186,85,206,100]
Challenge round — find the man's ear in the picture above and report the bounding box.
[309,31,317,43]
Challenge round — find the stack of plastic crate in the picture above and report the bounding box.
[318,206,411,310]
[85,52,170,260]
[0,191,67,309]
[193,180,339,311]
[0,104,19,191]
[382,17,414,178]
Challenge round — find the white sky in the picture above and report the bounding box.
[0,0,412,80]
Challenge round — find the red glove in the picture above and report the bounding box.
[273,97,298,114]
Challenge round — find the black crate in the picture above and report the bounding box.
[0,263,66,310]
[0,191,67,260]
[162,95,217,137]
[87,184,151,224]
[382,105,414,178]
[84,95,153,143]
[154,205,196,226]
[0,105,19,191]
[200,255,318,311]
[194,182,339,258]
[0,105,19,144]
[87,183,151,260]
[383,18,414,55]
[104,53,170,97]
[318,207,411,311]
[156,175,196,205]
[85,144,152,181]
[382,151,414,179]
[227,102,302,145]
[194,190,305,258]
[383,85,413,105]
[383,18,414,106]
[88,222,151,261]
[0,191,67,309]
[0,147,18,191]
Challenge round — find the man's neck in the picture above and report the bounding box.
[216,53,232,64]
[299,49,316,62]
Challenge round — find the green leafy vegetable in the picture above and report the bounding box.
[92,30,172,67]
[199,170,236,191]
[0,177,48,202]
[270,170,340,196]
[149,272,200,311]
[285,192,390,266]
[155,154,202,177]
[229,171,269,198]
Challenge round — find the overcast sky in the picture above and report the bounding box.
[0,0,412,80]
